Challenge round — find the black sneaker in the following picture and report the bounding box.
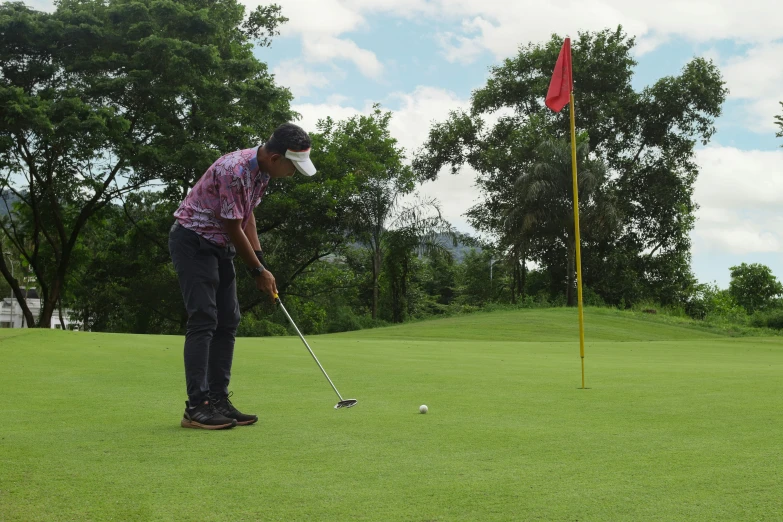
[181,400,236,430]
[210,392,258,426]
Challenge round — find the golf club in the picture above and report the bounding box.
[275,293,357,409]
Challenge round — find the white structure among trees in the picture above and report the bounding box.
[0,289,80,329]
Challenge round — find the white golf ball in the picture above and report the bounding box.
[419,405,428,414]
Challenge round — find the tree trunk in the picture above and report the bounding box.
[398,257,408,323]
[18,290,35,328]
[36,277,62,328]
[371,246,380,320]
[58,298,66,330]
[566,239,576,307]
[511,261,517,304]
[39,295,57,328]
[520,251,527,298]
[0,267,37,328]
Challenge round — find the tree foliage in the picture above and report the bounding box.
[728,263,783,314]
[0,0,292,327]
[64,192,183,333]
[312,108,416,319]
[512,136,618,305]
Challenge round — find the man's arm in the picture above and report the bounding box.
[243,211,262,252]
[222,218,277,298]
[223,218,261,270]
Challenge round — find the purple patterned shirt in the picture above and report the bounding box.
[174,146,270,247]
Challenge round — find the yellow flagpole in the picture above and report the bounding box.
[569,91,586,389]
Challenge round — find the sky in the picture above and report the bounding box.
[31,0,783,287]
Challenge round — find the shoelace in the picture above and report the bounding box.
[213,392,239,414]
[188,400,220,420]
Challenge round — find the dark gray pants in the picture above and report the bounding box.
[169,224,241,404]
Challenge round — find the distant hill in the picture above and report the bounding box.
[0,190,21,217]
[431,232,480,263]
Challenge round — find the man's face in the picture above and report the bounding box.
[267,154,297,178]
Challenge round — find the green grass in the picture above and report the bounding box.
[1,309,782,521]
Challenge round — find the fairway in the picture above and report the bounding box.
[1,308,782,521]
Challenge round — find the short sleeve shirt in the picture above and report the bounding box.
[173,146,270,246]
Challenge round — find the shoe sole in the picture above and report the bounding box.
[181,418,236,430]
[235,418,258,426]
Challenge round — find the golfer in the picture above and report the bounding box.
[169,123,316,429]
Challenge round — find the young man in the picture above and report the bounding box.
[168,123,316,430]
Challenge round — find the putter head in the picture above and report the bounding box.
[335,399,358,409]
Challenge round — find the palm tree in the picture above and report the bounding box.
[498,198,530,303]
[382,197,456,323]
[512,137,619,306]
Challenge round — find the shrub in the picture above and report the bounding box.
[686,283,747,323]
[517,295,536,309]
[582,286,606,307]
[750,310,783,330]
[237,315,288,337]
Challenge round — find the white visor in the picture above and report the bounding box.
[284,148,317,176]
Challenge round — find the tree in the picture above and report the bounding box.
[776,102,783,144]
[316,108,415,319]
[513,137,618,306]
[381,228,420,323]
[0,0,292,327]
[252,108,453,323]
[728,263,783,314]
[455,248,507,305]
[414,27,727,307]
[420,238,461,310]
[380,204,455,323]
[64,192,183,333]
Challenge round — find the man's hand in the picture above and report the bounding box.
[254,270,278,300]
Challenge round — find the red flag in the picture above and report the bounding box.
[545,38,572,112]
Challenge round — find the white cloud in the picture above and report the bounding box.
[694,146,783,209]
[432,2,639,63]
[326,94,350,105]
[388,87,477,230]
[301,36,383,79]
[249,0,385,80]
[386,86,467,154]
[692,146,783,255]
[411,165,480,232]
[720,42,783,134]
[436,19,493,64]
[291,101,367,133]
[694,218,782,255]
[634,34,670,56]
[272,62,330,98]
[424,0,783,63]
[249,0,365,38]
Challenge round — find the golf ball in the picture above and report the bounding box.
[419,405,428,414]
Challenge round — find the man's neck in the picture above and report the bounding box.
[256,145,270,172]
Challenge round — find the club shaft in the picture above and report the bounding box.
[277,300,344,401]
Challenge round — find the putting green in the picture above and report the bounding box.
[1,308,781,520]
